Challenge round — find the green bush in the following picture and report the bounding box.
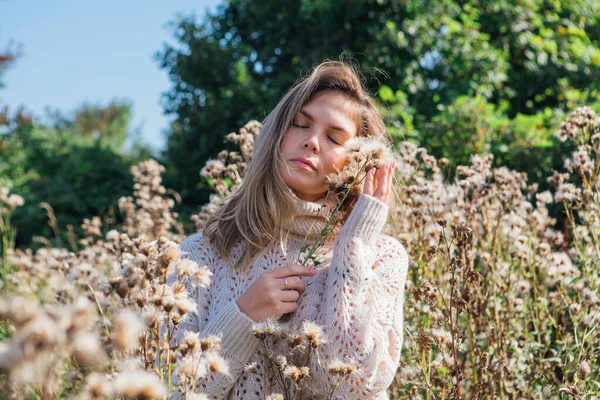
[1,123,137,249]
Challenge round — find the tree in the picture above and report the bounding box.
[45,100,134,150]
[1,101,151,248]
[157,0,600,204]
[0,41,20,90]
[0,43,151,249]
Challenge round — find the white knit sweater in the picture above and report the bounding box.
[172,193,409,400]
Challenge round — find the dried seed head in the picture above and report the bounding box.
[288,334,305,349]
[283,365,310,383]
[113,370,167,400]
[274,355,288,371]
[72,332,107,367]
[157,247,180,272]
[176,352,209,380]
[577,360,591,380]
[160,295,175,312]
[85,372,114,397]
[479,352,489,370]
[175,297,196,316]
[192,266,213,288]
[183,331,201,353]
[252,318,281,340]
[302,321,326,348]
[143,308,161,329]
[427,246,437,256]
[328,360,357,377]
[205,351,230,375]
[106,230,119,241]
[0,297,39,327]
[175,258,198,278]
[244,362,258,374]
[112,311,145,352]
[117,280,130,298]
[199,335,221,352]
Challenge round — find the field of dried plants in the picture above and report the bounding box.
[0,108,598,399]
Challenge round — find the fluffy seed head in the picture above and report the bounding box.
[302,321,326,348]
[112,310,145,352]
[113,370,167,400]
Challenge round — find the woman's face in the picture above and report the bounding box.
[279,91,358,202]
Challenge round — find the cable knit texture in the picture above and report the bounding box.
[172,193,409,400]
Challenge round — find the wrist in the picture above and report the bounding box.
[340,194,388,246]
[236,297,248,318]
[236,297,257,322]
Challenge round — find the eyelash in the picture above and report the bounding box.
[292,123,340,145]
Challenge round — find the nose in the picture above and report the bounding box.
[303,132,319,153]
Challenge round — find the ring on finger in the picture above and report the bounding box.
[283,277,289,290]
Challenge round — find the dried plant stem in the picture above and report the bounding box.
[86,282,111,339]
[190,354,206,394]
[300,158,372,266]
[442,227,461,398]
[294,218,320,265]
[165,319,172,396]
[40,202,62,247]
[258,339,285,396]
[143,332,150,370]
[325,374,343,400]
[157,324,163,380]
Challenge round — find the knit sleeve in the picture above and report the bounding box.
[313,194,409,399]
[170,233,259,399]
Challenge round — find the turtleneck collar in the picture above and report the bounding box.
[281,190,342,239]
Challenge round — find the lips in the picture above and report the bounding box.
[290,158,317,171]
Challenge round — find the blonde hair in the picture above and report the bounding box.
[203,60,391,269]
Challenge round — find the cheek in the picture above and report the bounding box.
[280,130,300,157]
[279,133,290,154]
[329,152,348,173]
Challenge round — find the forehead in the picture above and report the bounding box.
[300,91,360,133]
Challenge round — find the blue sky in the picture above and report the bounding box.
[0,0,222,152]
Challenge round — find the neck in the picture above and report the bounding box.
[282,190,342,239]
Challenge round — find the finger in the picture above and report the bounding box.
[279,302,298,315]
[270,265,316,279]
[381,164,392,201]
[280,289,300,302]
[374,164,390,200]
[386,163,396,196]
[363,167,375,195]
[279,276,305,294]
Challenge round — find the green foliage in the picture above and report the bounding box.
[45,100,134,150]
[422,95,600,186]
[158,0,600,209]
[1,123,135,248]
[0,96,159,249]
[378,85,418,143]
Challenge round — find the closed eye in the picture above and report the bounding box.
[328,136,341,145]
[292,123,309,129]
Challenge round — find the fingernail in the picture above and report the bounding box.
[310,267,317,274]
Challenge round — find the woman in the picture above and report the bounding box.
[173,60,409,399]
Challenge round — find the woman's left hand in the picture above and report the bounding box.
[363,161,396,206]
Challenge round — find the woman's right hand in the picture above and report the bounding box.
[236,265,317,322]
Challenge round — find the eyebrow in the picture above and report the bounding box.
[298,110,352,135]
